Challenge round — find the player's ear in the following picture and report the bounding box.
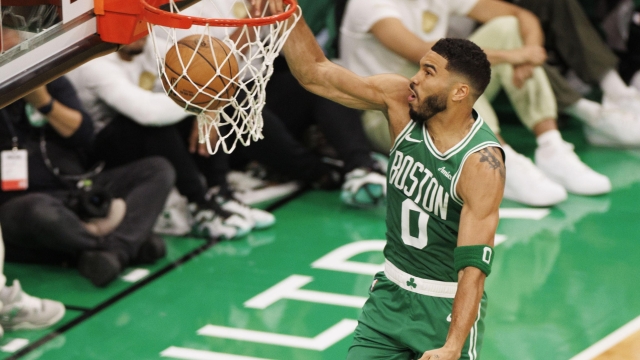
[451,82,470,102]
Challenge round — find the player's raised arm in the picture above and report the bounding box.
[254,0,409,114]
[421,146,505,360]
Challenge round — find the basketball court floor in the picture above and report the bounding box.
[0,119,638,360]
[2,2,640,359]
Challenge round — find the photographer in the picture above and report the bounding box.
[0,73,175,287]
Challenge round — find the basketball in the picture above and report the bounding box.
[162,35,239,111]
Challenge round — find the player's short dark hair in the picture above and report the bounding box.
[431,38,491,99]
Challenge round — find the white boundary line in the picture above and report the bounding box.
[0,338,29,353]
[161,346,272,360]
[198,319,358,351]
[499,208,550,220]
[570,315,640,360]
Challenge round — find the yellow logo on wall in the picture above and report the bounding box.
[233,1,248,19]
[422,11,439,33]
[139,71,156,91]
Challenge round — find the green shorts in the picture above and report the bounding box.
[347,271,487,360]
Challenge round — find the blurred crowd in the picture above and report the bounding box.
[0,0,638,338]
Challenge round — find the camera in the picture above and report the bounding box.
[65,180,112,220]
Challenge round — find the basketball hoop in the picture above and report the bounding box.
[141,0,300,154]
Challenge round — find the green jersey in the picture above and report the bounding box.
[384,111,501,282]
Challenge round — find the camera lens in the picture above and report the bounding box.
[90,194,103,206]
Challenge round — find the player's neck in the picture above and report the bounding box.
[425,107,475,154]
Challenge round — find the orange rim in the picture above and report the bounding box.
[140,0,298,29]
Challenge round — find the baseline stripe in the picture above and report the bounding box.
[499,208,550,220]
[198,319,358,351]
[161,346,272,360]
[570,315,640,360]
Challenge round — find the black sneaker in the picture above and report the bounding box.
[78,251,122,287]
[134,234,167,264]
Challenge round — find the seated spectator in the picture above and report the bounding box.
[0,225,65,336]
[1,26,172,287]
[0,77,173,286]
[588,0,640,90]
[498,0,640,147]
[67,37,275,240]
[337,0,611,207]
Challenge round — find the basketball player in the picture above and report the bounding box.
[255,1,504,359]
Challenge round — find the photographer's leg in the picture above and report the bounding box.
[0,193,108,260]
[94,157,175,262]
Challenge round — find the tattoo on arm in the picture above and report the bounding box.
[478,147,505,181]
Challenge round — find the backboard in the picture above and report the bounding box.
[0,0,201,108]
[0,0,117,108]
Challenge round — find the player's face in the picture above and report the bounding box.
[408,51,451,123]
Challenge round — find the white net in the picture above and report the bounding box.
[146,0,300,153]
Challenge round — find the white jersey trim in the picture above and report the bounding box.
[450,141,503,206]
[390,120,417,154]
[423,115,485,161]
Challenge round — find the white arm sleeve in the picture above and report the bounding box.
[449,0,480,16]
[84,60,188,126]
[344,0,403,34]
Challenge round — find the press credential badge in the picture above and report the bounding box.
[1,149,28,191]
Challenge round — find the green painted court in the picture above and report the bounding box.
[1,120,639,359]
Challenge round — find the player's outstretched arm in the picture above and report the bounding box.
[420,147,505,360]
[255,0,409,112]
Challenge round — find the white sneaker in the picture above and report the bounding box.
[218,197,275,230]
[0,280,65,331]
[535,141,611,195]
[341,168,387,207]
[502,145,567,206]
[190,204,252,240]
[583,101,640,147]
[603,88,640,114]
[154,189,192,236]
[631,71,640,92]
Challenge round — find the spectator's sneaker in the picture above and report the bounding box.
[190,202,252,240]
[0,280,65,331]
[78,251,122,287]
[341,168,387,208]
[312,169,343,190]
[370,152,389,173]
[583,104,640,147]
[631,71,640,92]
[603,89,640,114]
[213,193,275,230]
[535,140,611,195]
[134,234,167,264]
[502,145,567,207]
[154,189,192,236]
